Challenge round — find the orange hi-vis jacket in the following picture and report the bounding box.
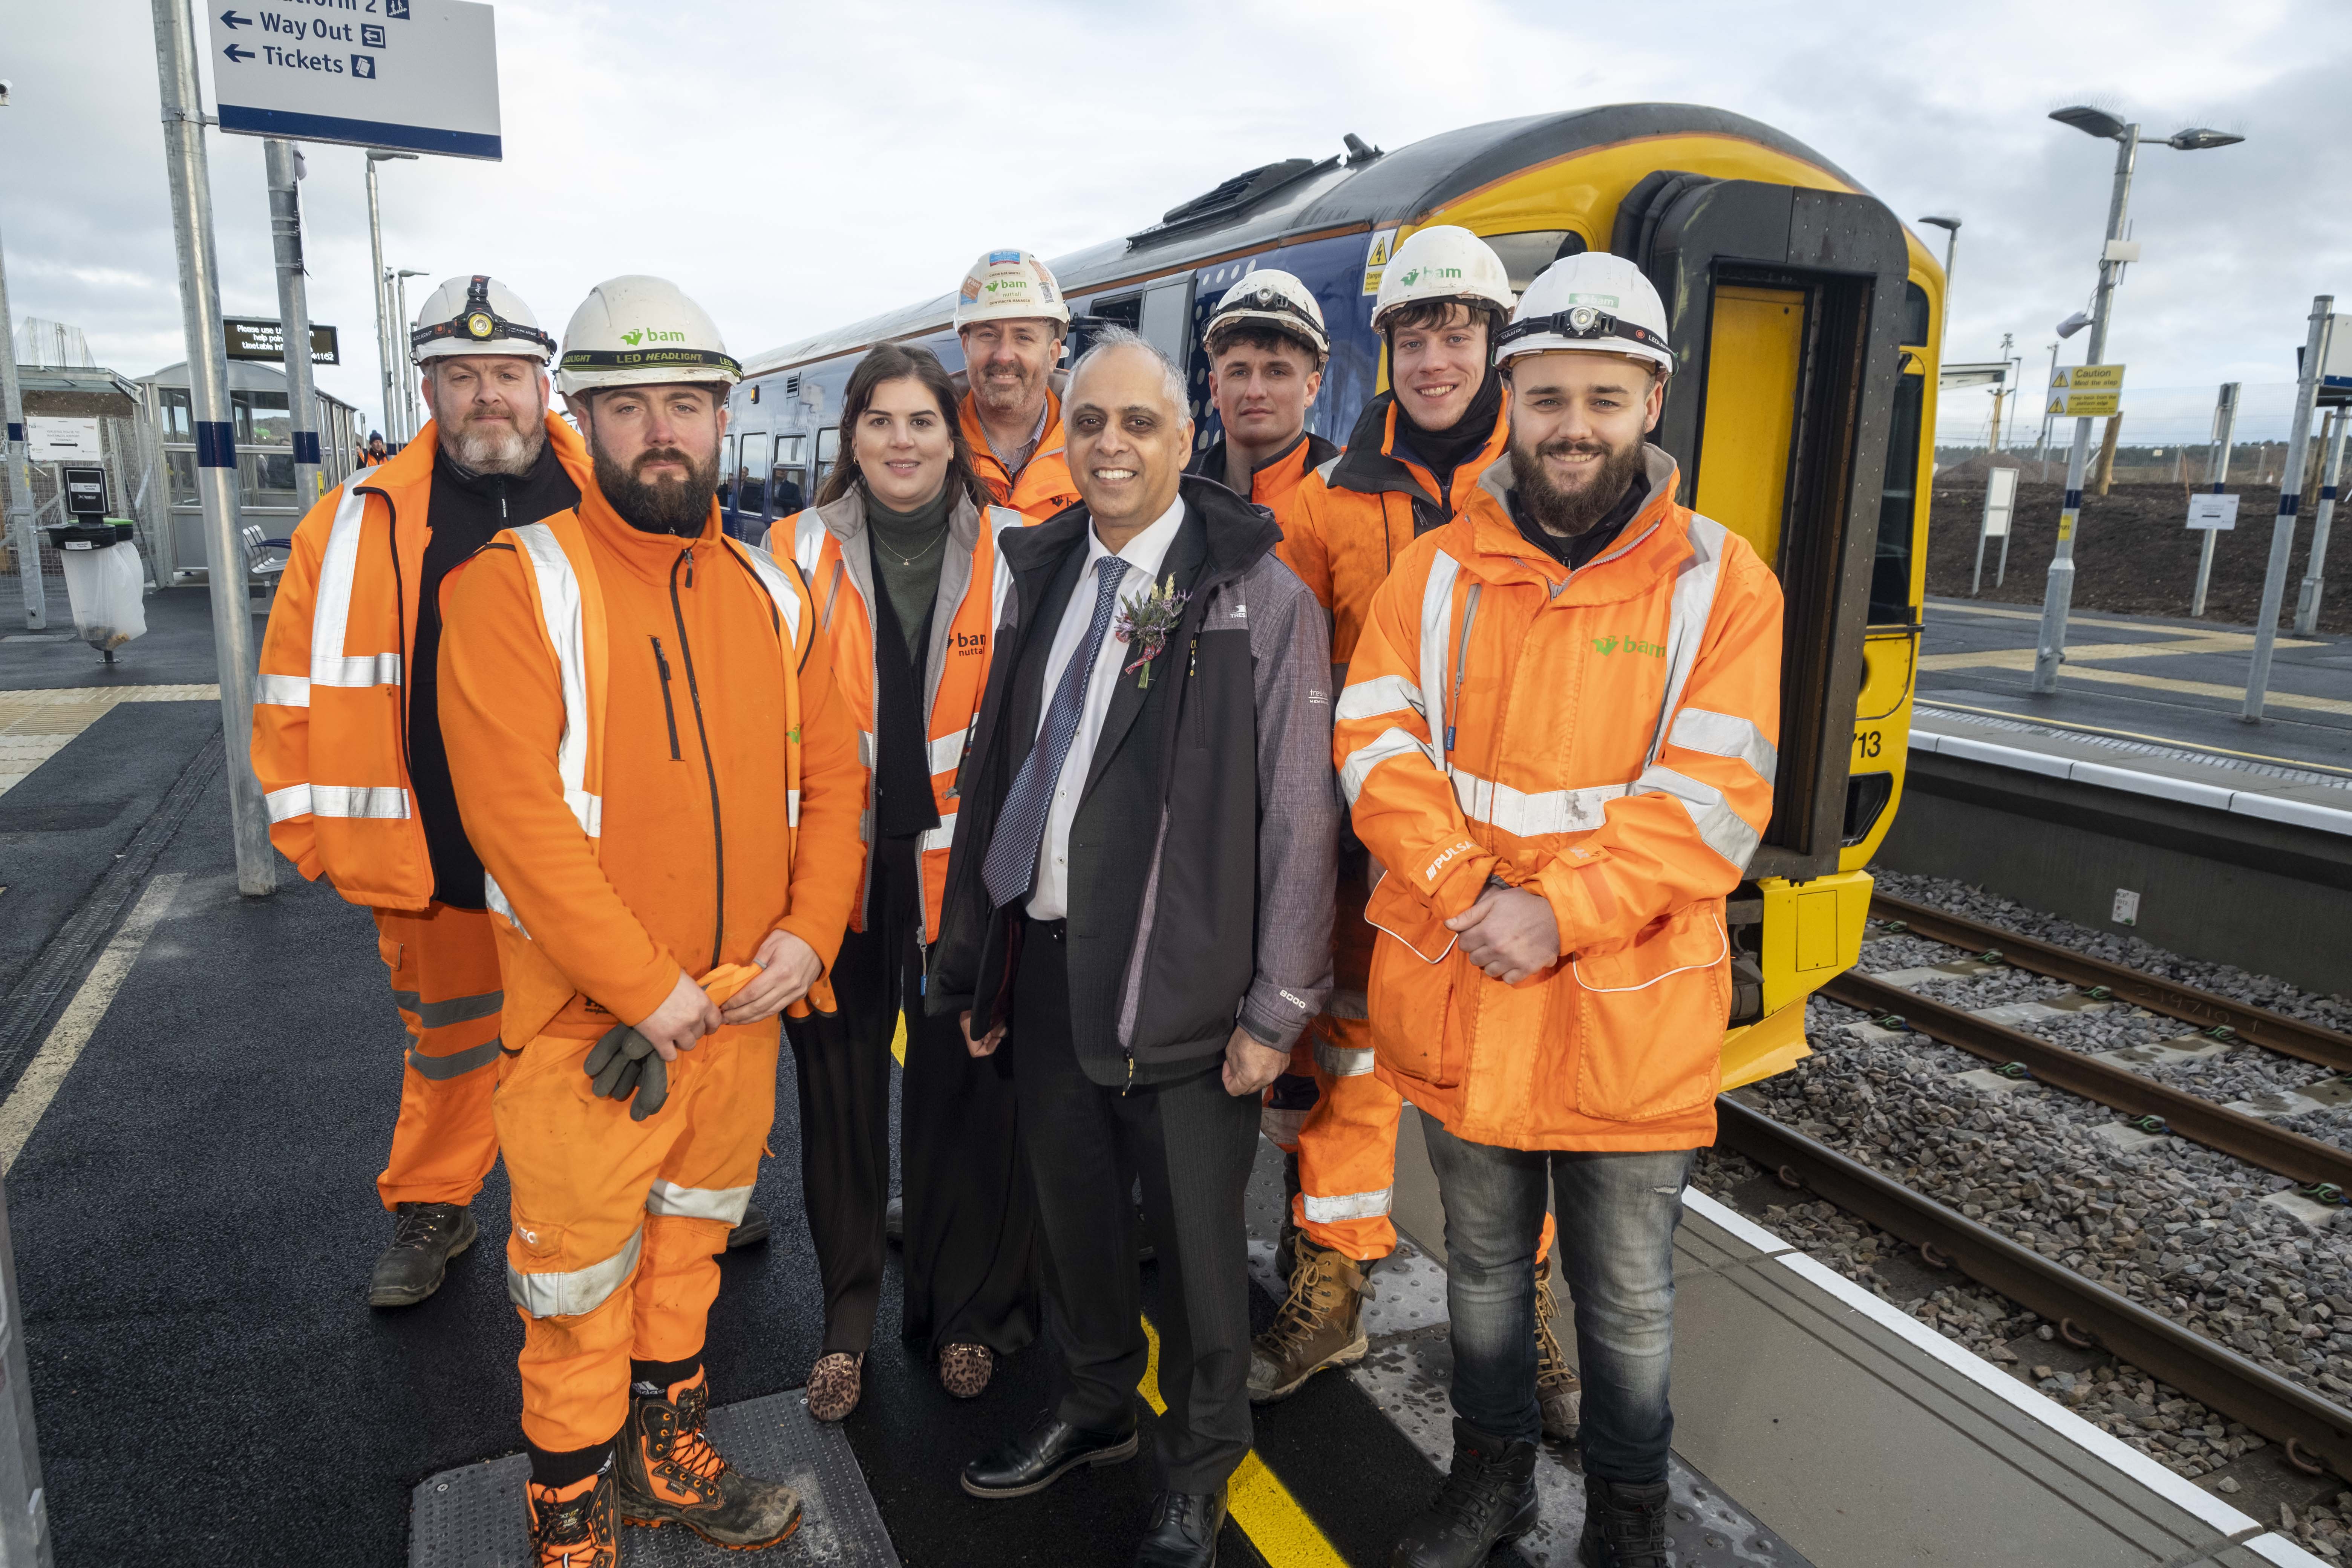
[437,486,866,1048]
[960,388,1081,522]
[1186,429,1340,520]
[779,488,1023,942]
[1334,447,1784,1152]
[1281,391,1509,668]
[253,415,597,909]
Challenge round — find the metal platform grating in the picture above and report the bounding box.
[410,1392,900,1566]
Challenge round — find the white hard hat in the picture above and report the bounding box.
[953,249,1070,331]
[1495,253,1675,375]
[556,275,740,397]
[409,274,555,365]
[1370,226,1514,332]
[1204,268,1329,359]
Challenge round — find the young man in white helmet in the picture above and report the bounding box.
[1251,229,1573,1431]
[1343,251,1782,1568]
[1185,268,1337,510]
[254,275,596,1310]
[437,275,867,1563]
[953,248,1083,521]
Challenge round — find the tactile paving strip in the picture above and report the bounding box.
[410,1392,900,1566]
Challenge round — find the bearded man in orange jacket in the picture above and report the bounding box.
[1339,253,1782,1568]
[439,276,864,1564]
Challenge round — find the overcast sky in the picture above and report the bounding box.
[6,0,2347,444]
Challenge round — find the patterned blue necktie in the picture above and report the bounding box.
[983,555,1130,908]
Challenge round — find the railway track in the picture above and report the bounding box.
[1715,1096,2352,1482]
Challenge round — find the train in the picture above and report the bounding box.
[720,102,1943,1090]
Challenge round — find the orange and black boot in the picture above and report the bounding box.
[615,1366,802,1549]
[527,1461,620,1568]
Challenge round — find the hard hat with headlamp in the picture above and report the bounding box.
[1369,226,1514,333]
[1205,268,1330,359]
[1494,253,1675,376]
[555,275,740,398]
[410,274,556,365]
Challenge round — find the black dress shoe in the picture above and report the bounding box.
[1136,1488,1227,1567]
[960,1413,1139,1499]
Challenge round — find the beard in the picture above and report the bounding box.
[972,359,1042,420]
[441,407,544,476]
[593,442,721,536]
[1512,430,1645,537]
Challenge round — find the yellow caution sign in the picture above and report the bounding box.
[1362,228,1398,295]
[2047,391,2122,417]
[2050,364,2125,391]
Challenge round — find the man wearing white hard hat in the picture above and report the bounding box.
[953,248,1083,521]
[438,274,866,1563]
[1185,268,1337,511]
[1340,251,1782,1568]
[254,274,593,1311]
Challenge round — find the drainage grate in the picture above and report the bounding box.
[410,1392,900,1566]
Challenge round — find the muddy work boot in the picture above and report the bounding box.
[1578,1475,1671,1568]
[1389,1417,1540,1567]
[1533,1256,1582,1442]
[368,1201,478,1308]
[527,1461,619,1568]
[616,1367,802,1548]
[1248,1237,1370,1403]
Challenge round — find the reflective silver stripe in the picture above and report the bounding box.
[310,784,410,820]
[646,1178,755,1225]
[919,811,957,853]
[390,988,504,1029]
[1418,552,1462,765]
[988,507,1021,632]
[1668,707,1777,780]
[255,673,310,707]
[857,729,877,768]
[1334,673,1423,724]
[793,512,828,577]
[313,653,403,687]
[1339,727,1430,806]
[927,730,966,775]
[483,870,528,938]
[729,540,806,649]
[404,1037,504,1080]
[507,1225,642,1319]
[1449,768,1625,838]
[508,524,600,842]
[309,480,403,691]
[1645,514,1730,766]
[1303,1188,1392,1222]
[1629,766,1762,870]
[1314,1038,1376,1078]
[264,783,312,822]
[1324,988,1368,1021]
[787,789,802,828]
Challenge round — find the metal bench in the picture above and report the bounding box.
[242,524,291,610]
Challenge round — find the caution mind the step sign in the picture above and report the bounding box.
[2049,364,2125,392]
[206,1,501,160]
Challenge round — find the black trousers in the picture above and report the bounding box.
[1012,917,1261,1493]
[785,836,1038,1357]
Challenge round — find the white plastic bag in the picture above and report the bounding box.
[59,539,148,652]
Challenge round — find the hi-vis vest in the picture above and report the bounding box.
[791,501,1020,943]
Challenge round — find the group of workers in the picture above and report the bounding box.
[252,225,1782,1568]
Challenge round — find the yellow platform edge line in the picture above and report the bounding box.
[1140,1315,1349,1568]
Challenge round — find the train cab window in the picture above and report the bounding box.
[1482,230,1589,296]
[1869,372,1926,624]
[737,435,769,516]
[814,427,840,492]
[1072,294,1141,360]
[717,435,737,509]
[1901,282,1932,350]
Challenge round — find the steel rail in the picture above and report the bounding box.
[1871,892,2352,1074]
[1715,1096,2352,1481]
[1827,971,2352,1194]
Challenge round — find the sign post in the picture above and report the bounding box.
[2032,360,2128,691]
[2245,302,2334,720]
[1972,466,2017,594]
[0,197,41,629]
[2191,383,2240,617]
[2296,330,2352,635]
[262,141,325,505]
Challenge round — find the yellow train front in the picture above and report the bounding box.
[730,103,1940,1090]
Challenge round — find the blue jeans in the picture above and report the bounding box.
[1420,1117,1692,1484]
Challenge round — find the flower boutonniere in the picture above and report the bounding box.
[1115,576,1190,689]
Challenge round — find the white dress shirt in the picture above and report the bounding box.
[1024,493,1188,920]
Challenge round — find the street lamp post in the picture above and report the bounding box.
[364,150,416,447]
[392,268,427,443]
[2029,108,2244,694]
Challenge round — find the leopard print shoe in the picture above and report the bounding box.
[804,1352,863,1422]
[937,1343,994,1400]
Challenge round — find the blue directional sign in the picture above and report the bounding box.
[205,0,501,161]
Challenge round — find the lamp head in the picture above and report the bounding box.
[2167,127,2245,152]
[1919,215,1962,234]
[2051,105,2130,140]
[2056,311,2093,340]
[366,149,419,164]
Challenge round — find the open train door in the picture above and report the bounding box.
[1614,175,1910,887]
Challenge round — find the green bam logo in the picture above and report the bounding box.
[619,328,644,346]
[1592,634,1666,658]
[1591,635,1620,655]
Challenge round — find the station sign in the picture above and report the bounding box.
[24,416,102,460]
[225,317,341,365]
[2186,493,2240,532]
[206,2,502,161]
[2052,364,2125,391]
[2048,390,2122,417]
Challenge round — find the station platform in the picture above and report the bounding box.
[0,629,2331,1565]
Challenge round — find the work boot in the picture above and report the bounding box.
[1577,1476,1671,1568]
[1534,1256,1582,1442]
[615,1367,802,1548]
[368,1201,477,1308]
[1248,1237,1369,1403]
[1389,1417,1540,1567]
[526,1461,619,1568]
[726,1204,769,1250]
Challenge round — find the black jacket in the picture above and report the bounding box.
[927,476,1336,1088]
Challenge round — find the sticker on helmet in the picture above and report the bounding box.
[1563,291,1622,309]
[987,250,1023,265]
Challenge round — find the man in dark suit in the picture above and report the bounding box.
[929,328,1336,1568]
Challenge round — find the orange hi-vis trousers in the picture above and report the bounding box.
[373,905,504,1210]
[496,1020,776,1454]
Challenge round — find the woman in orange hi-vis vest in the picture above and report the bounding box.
[773,344,1040,1421]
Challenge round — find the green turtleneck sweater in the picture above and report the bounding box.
[864,484,952,667]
